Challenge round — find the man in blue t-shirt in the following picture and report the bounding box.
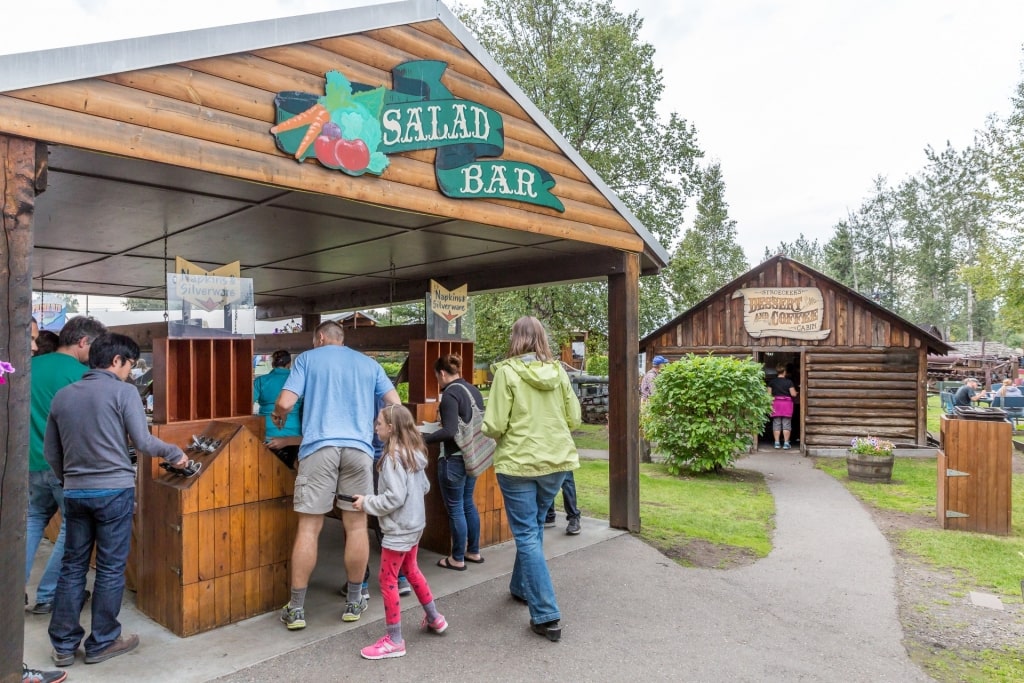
[271,320,400,629]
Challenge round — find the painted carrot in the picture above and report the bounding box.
[270,104,331,159]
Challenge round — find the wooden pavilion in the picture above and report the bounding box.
[639,256,954,454]
[0,0,659,665]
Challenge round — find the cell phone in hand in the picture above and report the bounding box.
[336,493,356,502]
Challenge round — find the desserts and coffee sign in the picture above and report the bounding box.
[731,287,830,340]
[270,60,564,212]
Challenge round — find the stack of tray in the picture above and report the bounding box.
[954,406,1007,421]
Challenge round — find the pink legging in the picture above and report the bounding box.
[379,544,434,625]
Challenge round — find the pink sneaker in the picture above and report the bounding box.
[360,635,406,660]
[421,614,448,634]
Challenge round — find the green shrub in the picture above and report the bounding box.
[379,361,403,379]
[396,382,409,403]
[641,354,773,473]
[585,355,609,376]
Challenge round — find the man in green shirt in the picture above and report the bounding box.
[26,315,107,615]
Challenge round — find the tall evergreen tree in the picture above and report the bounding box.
[665,162,747,313]
[765,234,825,271]
[982,56,1024,334]
[917,141,997,340]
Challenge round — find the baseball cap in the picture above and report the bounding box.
[652,355,668,366]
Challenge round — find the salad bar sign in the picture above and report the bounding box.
[270,60,564,212]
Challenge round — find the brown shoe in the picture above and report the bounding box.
[84,634,139,664]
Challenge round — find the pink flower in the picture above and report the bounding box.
[0,360,14,385]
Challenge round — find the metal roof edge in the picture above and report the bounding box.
[435,3,670,268]
[0,0,436,92]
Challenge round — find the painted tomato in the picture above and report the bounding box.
[335,138,370,172]
[313,135,343,167]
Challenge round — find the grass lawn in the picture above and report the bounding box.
[560,460,774,566]
[926,393,942,435]
[570,423,609,450]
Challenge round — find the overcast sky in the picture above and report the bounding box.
[4,0,1023,264]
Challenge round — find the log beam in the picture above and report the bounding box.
[0,135,38,681]
[608,252,640,531]
[106,323,426,354]
[257,249,630,320]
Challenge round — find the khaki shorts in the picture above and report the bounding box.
[293,446,372,514]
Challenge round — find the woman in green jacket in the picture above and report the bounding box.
[482,316,581,643]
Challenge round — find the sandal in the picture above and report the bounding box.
[436,557,467,571]
[464,555,485,564]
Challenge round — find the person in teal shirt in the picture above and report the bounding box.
[27,315,107,615]
[253,349,302,468]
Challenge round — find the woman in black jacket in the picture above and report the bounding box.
[423,354,485,570]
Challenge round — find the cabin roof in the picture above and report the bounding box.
[640,255,956,355]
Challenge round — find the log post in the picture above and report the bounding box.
[301,313,321,334]
[607,252,640,531]
[0,135,40,682]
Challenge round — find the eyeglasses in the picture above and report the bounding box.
[124,358,137,369]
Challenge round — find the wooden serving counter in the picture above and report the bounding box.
[405,398,511,555]
[124,334,507,638]
[137,416,295,637]
[419,442,511,555]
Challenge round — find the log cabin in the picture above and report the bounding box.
[0,0,657,654]
[639,255,954,455]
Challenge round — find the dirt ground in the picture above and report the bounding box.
[669,453,1024,677]
[867,456,1024,673]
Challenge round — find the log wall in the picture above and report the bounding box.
[0,20,642,253]
[803,350,919,447]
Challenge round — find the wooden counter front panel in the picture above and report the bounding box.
[138,418,295,636]
[418,443,511,555]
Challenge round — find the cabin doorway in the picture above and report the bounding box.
[757,351,802,449]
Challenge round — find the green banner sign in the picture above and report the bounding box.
[380,100,504,153]
[270,60,564,212]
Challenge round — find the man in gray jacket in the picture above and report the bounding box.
[44,333,187,667]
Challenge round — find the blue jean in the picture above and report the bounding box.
[438,454,480,562]
[26,469,67,604]
[498,471,567,626]
[49,488,134,656]
[546,470,580,521]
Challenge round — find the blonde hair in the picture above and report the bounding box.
[507,316,554,362]
[377,404,424,473]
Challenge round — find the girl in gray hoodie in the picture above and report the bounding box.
[354,404,447,659]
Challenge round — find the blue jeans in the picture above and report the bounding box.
[26,469,67,604]
[546,471,580,521]
[498,471,567,626]
[438,454,480,562]
[49,488,134,656]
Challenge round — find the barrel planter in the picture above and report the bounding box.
[846,451,895,482]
